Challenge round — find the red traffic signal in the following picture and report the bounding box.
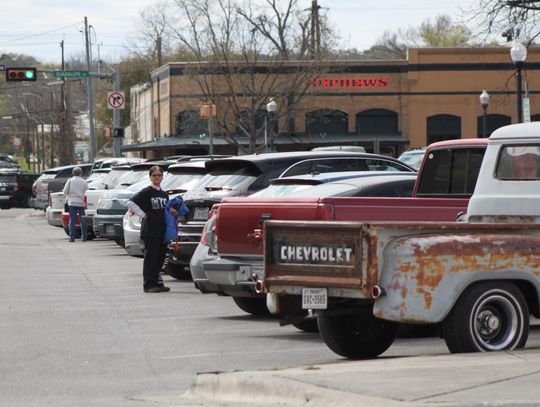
[6,67,37,82]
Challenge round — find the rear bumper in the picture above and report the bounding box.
[203,257,264,297]
[93,215,124,240]
[46,207,63,227]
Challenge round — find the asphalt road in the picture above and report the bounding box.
[2,208,539,406]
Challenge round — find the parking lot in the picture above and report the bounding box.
[4,208,540,406]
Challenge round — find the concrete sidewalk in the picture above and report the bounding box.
[178,349,540,406]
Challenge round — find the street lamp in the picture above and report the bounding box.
[479,89,490,138]
[510,41,527,123]
[266,99,277,152]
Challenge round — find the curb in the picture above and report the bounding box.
[183,370,422,406]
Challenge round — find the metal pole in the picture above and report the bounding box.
[482,106,487,138]
[517,65,523,123]
[85,17,96,162]
[208,105,214,155]
[112,69,121,158]
[264,115,268,153]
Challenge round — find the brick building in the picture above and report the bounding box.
[124,47,540,157]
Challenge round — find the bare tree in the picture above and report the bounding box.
[360,15,473,60]
[467,0,540,44]
[127,1,175,66]
[167,0,332,153]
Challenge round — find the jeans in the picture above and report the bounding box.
[68,205,87,241]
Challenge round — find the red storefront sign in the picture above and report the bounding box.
[313,77,389,88]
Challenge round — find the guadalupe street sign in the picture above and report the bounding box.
[54,71,89,78]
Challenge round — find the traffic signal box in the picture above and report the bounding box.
[5,67,37,81]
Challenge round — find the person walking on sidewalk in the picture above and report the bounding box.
[63,166,89,242]
[127,165,177,293]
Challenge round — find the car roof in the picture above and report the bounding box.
[205,151,411,173]
[271,170,417,185]
[43,163,92,174]
[427,138,488,150]
[129,160,176,170]
[167,160,209,171]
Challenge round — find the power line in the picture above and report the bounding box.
[0,23,81,45]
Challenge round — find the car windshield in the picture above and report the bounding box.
[161,172,206,192]
[249,183,314,197]
[398,151,425,170]
[287,182,359,197]
[101,170,130,189]
[183,165,259,198]
[120,170,150,187]
[125,178,150,192]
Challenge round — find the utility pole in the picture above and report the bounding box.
[310,0,321,59]
[84,16,97,162]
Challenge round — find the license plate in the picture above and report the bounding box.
[0,196,9,200]
[302,288,327,310]
[193,207,209,221]
[105,225,115,234]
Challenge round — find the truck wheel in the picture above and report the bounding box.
[442,282,529,353]
[233,296,271,316]
[292,319,319,333]
[318,312,397,359]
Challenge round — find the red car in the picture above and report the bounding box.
[62,210,96,240]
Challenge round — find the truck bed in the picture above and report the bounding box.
[216,196,470,257]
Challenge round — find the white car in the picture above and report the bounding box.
[46,191,64,227]
[123,211,144,257]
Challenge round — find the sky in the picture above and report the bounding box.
[0,0,479,65]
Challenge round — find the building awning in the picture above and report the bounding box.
[121,133,409,152]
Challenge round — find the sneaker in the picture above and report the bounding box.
[69,239,75,243]
[144,286,171,293]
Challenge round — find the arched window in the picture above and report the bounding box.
[427,114,461,145]
[306,109,348,135]
[356,109,398,135]
[476,114,511,138]
[175,110,207,137]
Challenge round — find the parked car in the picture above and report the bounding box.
[398,148,427,170]
[123,161,209,257]
[34,164,92,210]
[0,153,19,169]
[0,169,39,209]
[168,151,415,276]
[191,172,418,308]
[46,191,65,227]
[91,157,145,172]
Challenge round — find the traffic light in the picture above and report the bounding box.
[5,67,37,82]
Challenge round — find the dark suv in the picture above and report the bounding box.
[166,151,415,275]
[0,170,40,209]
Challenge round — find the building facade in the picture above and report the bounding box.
[124,47,540,157]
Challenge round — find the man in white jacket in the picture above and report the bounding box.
[63,167,89,242]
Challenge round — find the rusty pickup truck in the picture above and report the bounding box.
[202,138,487,321]
[263,122,540,358]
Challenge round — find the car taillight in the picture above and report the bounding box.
[200,222,208,245]
[84,195,87,209]
[316,203,335,220]
[48,191,51,206]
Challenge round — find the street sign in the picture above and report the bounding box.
[107,91,125,110]
[523,97,531,123]
[112,127,124,138]
[54,71,89,78]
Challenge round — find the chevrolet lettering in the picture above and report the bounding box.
[279,244,353,264]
